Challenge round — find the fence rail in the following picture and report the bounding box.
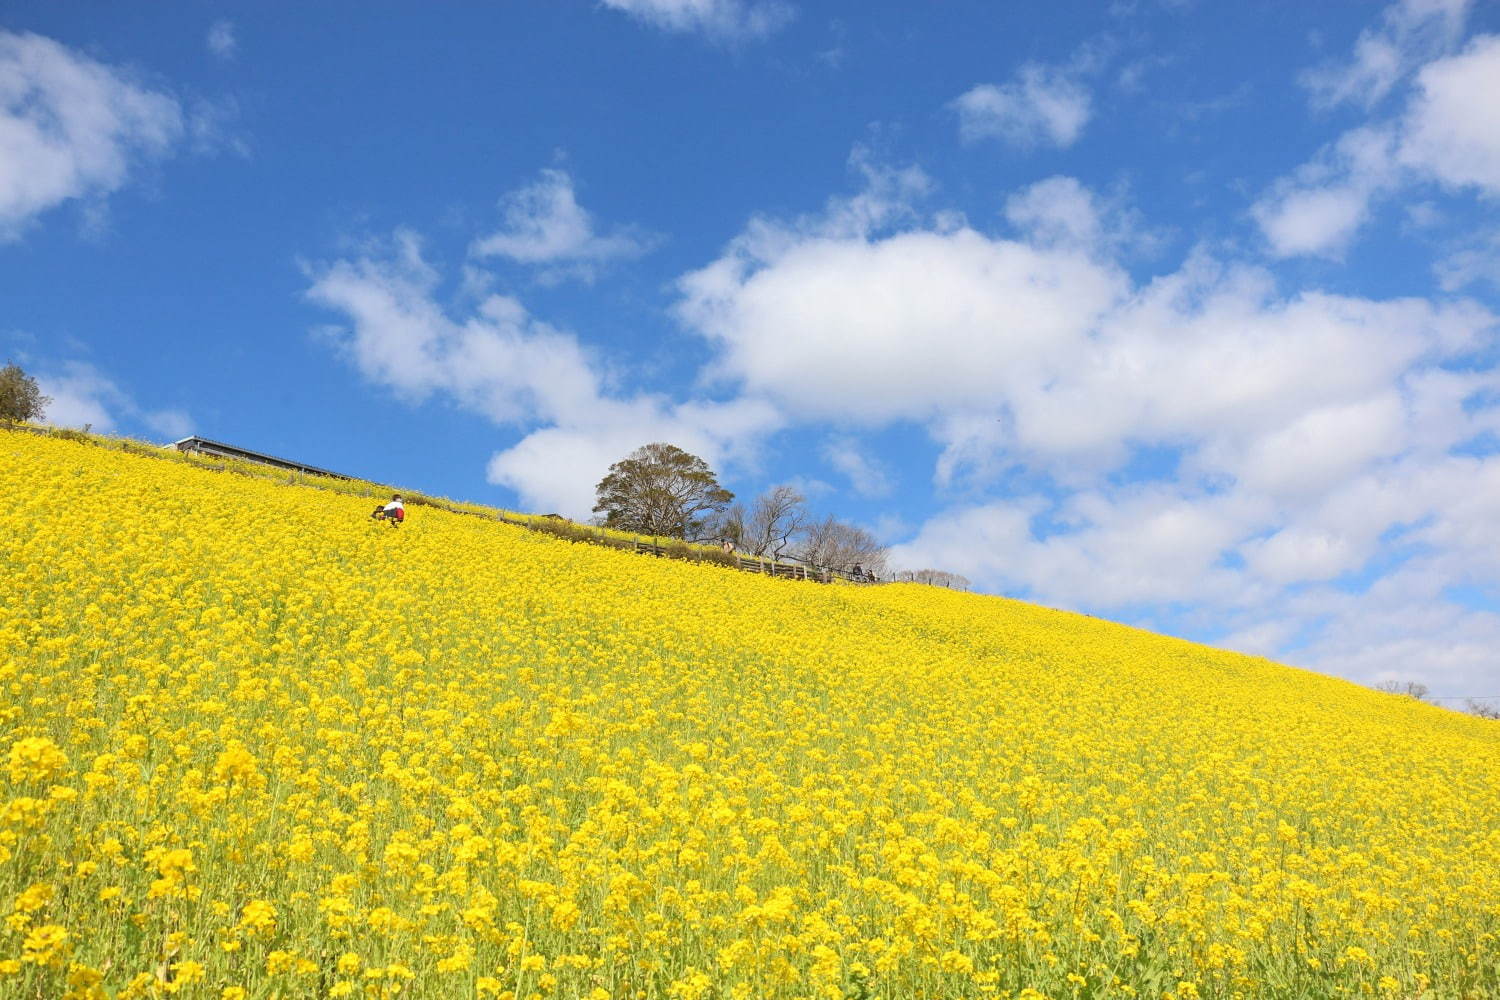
[494,514,878,585]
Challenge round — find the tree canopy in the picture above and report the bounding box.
[0,363,50,423]
[592,442,733,539]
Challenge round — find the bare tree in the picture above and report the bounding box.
[0,363,50,422]
[592,443,734,539]
[1464,698,1500,720]
[794,515,887,575]
[706,502,747,549]
[892,568,971,589]
[743,486,807,559]
[1372,680,1430,701]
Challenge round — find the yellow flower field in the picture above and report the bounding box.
[2,431,1497,1000]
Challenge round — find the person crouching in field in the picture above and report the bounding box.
[371,494,405,527]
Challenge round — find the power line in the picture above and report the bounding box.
[1428,695,1500,701]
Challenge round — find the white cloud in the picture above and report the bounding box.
[1003,175,1158,257]
[307,230,604,426]
[1004,176,1105,248]
[682,164,1490,485]
[679,223,1126,427]
[1257,17,1500,259]
[207,20,237,60]
[1191,538,1500,695]
[1253,184,1375,259]
[143,408,194,440]
[953,62,1092,149]
[1251,126,1398,258]
[1201,393,1410,502]
[889,487,1265,609]
[1434,228,1500,291]
[35,361,193,439]
[485,396,780,516]
[890,435,1500,692]
[1275,553,1500,694]
[0,30,185,240]
[470,168,656,279]
[1242,527,1364,586]
[599,0,794,43]
[822,436,892,498]
[36,363,125,431]
[1302,0,1470,110]
[1398,33,1500,194]
[891,448,1500,697]
[1217,620,1295,658]
[677,162,1500,695]
[307,230,781,516]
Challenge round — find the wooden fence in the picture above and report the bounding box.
[492,513,878,585]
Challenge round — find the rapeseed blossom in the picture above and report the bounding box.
[1,431,1498,998]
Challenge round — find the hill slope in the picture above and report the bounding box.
[2,431,1497,1000]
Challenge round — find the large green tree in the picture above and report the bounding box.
[0,363,50,422]
[593,442,734,539]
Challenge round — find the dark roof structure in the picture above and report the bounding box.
[171,436,353,481]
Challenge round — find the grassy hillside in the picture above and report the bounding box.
[0,422,768,570]
[2,431,1496,1000]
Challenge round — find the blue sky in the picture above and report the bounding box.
[5,0,1500,698]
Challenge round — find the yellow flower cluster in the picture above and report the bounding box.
[2,431,1498,999]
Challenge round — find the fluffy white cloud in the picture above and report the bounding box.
[36,363,123,431]
[307,230,780,516]
[207,20,237,60]
[953,63,1092,149]
[486,395,780,516]
[1398,33,1500,194]
[1254,186,1372,259]
[1004,176,1106,248]
[36,361,193,439]
[680,191,1127,426]
[685,230,1124,425]
[1004,175,1159,258]
[678,160,1500,693]
[892,449,1500,695]
[1272,552,1500,694]
[308,231,602,425]
[1302,0,1470,109]
[889,487,1265,610]
[471,168,656,278]
[683,165,1489,476]
[1214,394,1408,501]
[600,0,794,43]
[1252,126,1399,258]
[0,30,184,241]
[1257,12,1500,258]
[896,424,1500,691]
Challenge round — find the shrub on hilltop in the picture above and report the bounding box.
[0,362,50,422]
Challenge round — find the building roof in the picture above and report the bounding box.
[172,436,353,481]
